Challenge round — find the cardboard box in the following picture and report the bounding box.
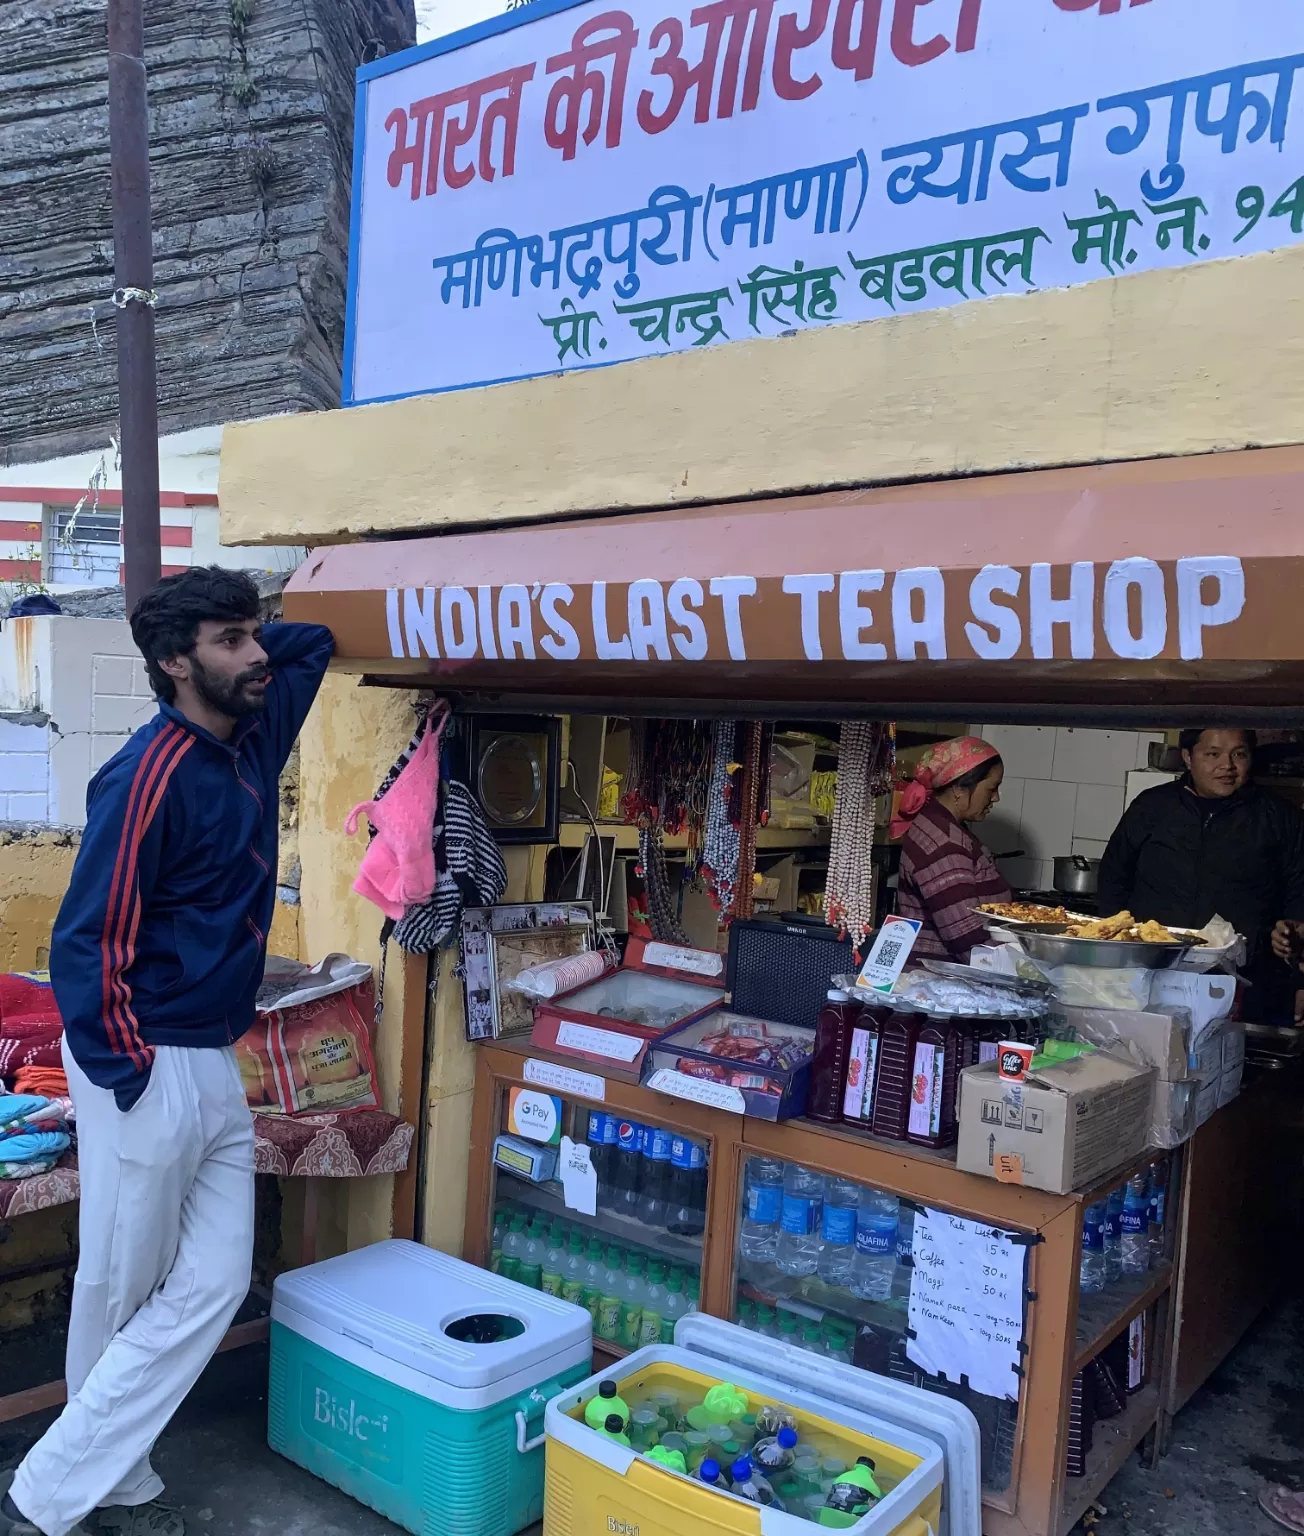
[1217,1058,1244,1108]
[1148,971,1236,1036]
[1194,1071,1220,1128]
[1052,1005,1192,1082]
[1150,1079,1198,1148]
[1190,1025,1224,1083]
[1222,1018,1246,1072]
[957,1055,1155,1195]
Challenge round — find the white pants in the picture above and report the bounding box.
[13,1042,254,1536]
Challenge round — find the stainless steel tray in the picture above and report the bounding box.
[1245,1023,1304,1058]
[1015,931,1192,970]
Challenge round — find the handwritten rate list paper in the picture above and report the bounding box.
[907,1207,1027,1401]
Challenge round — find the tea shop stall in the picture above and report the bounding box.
[282,445,1304,1536]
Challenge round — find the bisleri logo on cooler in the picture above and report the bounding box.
[314,1388,390,1445]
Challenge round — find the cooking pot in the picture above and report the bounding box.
[1053,854,1100,895]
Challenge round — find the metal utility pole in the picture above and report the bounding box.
[107,0,162,612]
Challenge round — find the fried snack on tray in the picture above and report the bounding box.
[1062,911,1195,944]
[1065,911,1136,940]
[978,901,1072,924]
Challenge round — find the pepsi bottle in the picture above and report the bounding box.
[611,1120,645,1217]
[666,1134,707,1236]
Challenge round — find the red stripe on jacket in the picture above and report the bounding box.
[101,726,194,1067]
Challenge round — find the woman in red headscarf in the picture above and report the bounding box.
[893,736,1010,961]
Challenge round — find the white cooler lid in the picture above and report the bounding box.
[675,1314,981,1536]
[272,1239,591,1391]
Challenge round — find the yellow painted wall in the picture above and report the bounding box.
[294,673,426,1255]
[220,242,1304,546]
[0,831,77,973]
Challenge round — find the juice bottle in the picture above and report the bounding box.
[870,1008,922,1142]
[806,989,861,1123]
[597,1246,625,1342]
[905,1015,961,1149]
[841,1006,888,1127]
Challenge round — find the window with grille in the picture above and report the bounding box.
[48,506,123,586]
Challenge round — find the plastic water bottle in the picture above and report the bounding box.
[739,1157,785,1263]
[1080,1200,1107,1294]
[1120,1173,1151,1276]
[754,1425,799,1475]
[1103,1187,1124,1285]
[541,1222,568,1297]
[660,1267,687,1343]
[850,1191,898,1301]
[892,1204,915,1300]
[637,1126,674,1228]
[1148,1160,1168,1261]
[775,1165,825,1276]
[729,1457,784,1510]
[818,1178,861,1287]
[490,1208,507,1273]
[639,1260,668,1347]
[618,1252,647,1348]
[698,1458,724,1487]
[597,1245,625,1342]
[500,1213,527,1282]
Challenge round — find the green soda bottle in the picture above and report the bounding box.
[581,1237,606,1323]
[541,1222,567,1297]
[500,1213,527,1282]
[597,1246,625,1342]
[819,1457,883,1528]
[618,1253,647,1349]
[596,1412,632,1447]
[638,1260,667,1348]
[584,1378,631,1432]
[490,1207,507,1274]
[519,1215,546,1290]
[560,1232,588,1306]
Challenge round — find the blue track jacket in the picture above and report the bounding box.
[50,623,334,1105]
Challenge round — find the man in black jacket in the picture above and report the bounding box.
[1098,728,1304,1021]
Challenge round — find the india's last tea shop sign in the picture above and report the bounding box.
[345,0,1304,403]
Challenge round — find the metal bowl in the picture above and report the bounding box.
[1015,932,1193,969]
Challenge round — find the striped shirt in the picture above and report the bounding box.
[896,798,1011,960]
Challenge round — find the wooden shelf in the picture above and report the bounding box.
[497,1171,705,1268]
[1073,1264,1172,1373]
[737,1256,909,1332]
[1059,1384,1159,1535]
[557,821,831,851]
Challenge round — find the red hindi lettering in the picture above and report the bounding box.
[773,0,830,101]
[890,0,982,67]
[545,12,640,160]
[637,0,776,134]
[832,0,882,81]
[386,65,536,199]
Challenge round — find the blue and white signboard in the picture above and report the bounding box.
[345,0,1304,405]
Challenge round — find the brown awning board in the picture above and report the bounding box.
[282,446,1304,716]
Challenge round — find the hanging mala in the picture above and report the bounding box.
[638,823,688,943]
[622,719,714,865]
[701,719,740,913]
[730,721,766,921]
[826,721,894,956]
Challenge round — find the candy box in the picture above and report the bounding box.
[640,1011,816,1121]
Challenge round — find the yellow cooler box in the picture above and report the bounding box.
[544,1316,979,1536]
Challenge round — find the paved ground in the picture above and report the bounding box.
[5,1296,1304,1535]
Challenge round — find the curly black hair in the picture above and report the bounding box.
[129,566,260,702]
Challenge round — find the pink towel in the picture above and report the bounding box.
[345,710,448,919]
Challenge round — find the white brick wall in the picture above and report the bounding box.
[1,617,155,826]
[973,725,1164,891]
[0,716,53,820]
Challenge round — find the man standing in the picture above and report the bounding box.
[1,568,333,1536]
[1098,727,1304,1020]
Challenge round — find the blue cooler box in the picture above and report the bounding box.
[269,1239,592,1536]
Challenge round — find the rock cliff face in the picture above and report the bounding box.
[0,0,416,465]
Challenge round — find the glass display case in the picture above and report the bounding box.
[486,1093,708,1355]
[729,1156,1024,1496]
